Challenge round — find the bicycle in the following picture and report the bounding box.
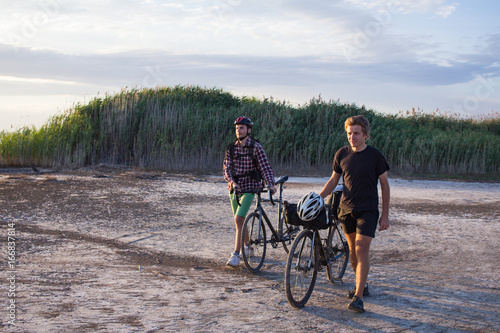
[284,184,349,308]
[240,175,300,273]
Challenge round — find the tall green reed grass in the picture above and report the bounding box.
[1,86,499,178]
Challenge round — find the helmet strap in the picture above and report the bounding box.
[237,134,248,145]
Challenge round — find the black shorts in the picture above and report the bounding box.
[338,209,379,238]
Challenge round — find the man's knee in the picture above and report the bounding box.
[355,245,370,259]
[354,236,372,257]
[235,215,245,226]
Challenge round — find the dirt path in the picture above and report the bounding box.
[1,167,499,332]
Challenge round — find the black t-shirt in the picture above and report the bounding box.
[333,145,390,212]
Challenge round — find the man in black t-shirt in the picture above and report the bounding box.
[320,115,390,313]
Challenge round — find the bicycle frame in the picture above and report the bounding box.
[327,223,348,263]
[300,228,321,270]
[242,175,303,273]
[296,195,347,272]
[251,178,289,247]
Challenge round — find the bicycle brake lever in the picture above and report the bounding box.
[232,188,241,206]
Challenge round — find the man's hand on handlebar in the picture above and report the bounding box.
[268,185,276,196]
[267,185,277,205]
[228,180,240,193]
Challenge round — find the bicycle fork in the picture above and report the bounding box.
[295,231,316,273]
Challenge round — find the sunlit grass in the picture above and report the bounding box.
[0,86,498,179]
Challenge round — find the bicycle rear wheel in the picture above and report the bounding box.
[326,223,349,283]
[285,229,319,308]
[280,218,289,254]
[241,212,267,273]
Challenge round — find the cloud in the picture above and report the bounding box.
[0,0,466,64]
[435,4,458,18]
[343,0,459,17]
[0,0,497,131]
[1,40,495,95]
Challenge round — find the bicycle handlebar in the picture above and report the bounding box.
[232,175,290,207]
[232,188,271,207]
[269,189,275,206]
[231,188,242,206]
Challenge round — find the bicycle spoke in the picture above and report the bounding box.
[241,212,266,273]
[326,224,349,283]
[285,230,318,308]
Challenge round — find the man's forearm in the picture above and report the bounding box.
[380,183,390,217]
[320,172,341,198]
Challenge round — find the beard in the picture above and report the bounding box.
[237,131,249,141]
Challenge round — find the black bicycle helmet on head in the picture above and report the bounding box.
[234,116,253,128]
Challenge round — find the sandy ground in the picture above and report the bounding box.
[1,166,499,332]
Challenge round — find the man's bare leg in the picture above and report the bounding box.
[345,232,372,296]
[345,232,358,274]
[233,215,245,253]
[354,234,372,298]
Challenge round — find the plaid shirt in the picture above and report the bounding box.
[223,137,275,193]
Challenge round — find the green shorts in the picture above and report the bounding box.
[229,192,255,217]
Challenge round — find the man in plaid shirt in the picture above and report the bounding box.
[223,116,276,267]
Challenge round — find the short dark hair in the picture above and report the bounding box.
[345,115,370,136]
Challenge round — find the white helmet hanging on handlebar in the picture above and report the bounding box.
[297,192,324,221]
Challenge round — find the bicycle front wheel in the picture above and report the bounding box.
[241,212,267,273]
[280,218,289,254]
[326,223,349,283]
[280,217,300,254]
[285,229,319,308]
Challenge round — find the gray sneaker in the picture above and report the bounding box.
[348,296,365,313]
[226,252,240,267]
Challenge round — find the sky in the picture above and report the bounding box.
[1,0,499,132]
